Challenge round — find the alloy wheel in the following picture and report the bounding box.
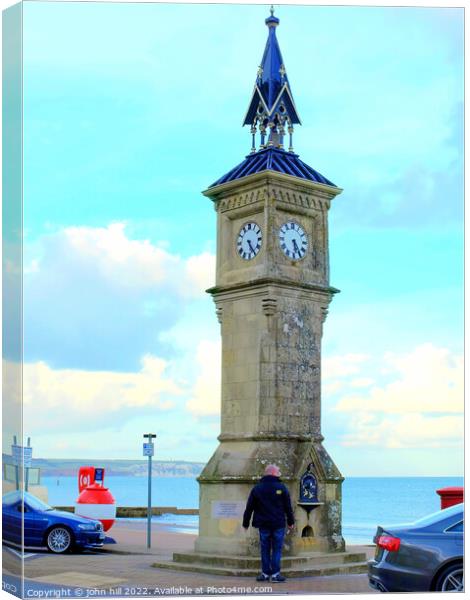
[440,568,463,592]
[47,527,72,553]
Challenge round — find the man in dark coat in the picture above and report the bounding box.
[242,464,295,582]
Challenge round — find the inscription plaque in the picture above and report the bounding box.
[211,501,245,519]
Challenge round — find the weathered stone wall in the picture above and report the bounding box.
[260,293,322,438]
[214,281,330,440]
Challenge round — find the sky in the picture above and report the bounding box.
[8,1,464,475]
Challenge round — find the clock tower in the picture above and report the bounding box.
[153,10,368,576]
[192,9,347,559]
[154,9,367,576]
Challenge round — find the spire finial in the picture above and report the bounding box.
[265,5,279,28]
[243,10,301,152]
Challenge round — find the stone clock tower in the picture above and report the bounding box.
[154,10,366,576]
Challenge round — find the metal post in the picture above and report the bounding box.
[147,451,152,548]
[25,437,30,492]
[13,435,19,491]
[143,433,156,549]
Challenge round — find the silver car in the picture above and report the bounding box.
[368,502,463,592]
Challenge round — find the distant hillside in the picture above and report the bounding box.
[4,456,205,478]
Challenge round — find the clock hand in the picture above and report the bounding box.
[247,239,255,254]
[293,238,300,255]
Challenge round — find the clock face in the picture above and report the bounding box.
[279,221,308,260]
[237,222,262,260]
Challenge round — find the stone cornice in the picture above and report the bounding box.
[197,475,300,484]
[206,277,340,298]
[217,189,267,213]
[218,433,316,443]
[203,170,343,203]
[197,476,344,484]
[215,185,334,214]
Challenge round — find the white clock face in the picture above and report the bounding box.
[237,222,262,260]
[279,221,308,260]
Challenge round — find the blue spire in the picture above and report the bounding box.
[243,7,301,153]
[208,8,338,190]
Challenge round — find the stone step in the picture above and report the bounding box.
[173,551,367,569]
[284,562,368,578]
[151,559,368,578]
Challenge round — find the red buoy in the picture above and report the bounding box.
[75,483,116,531]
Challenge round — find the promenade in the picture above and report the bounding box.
[3,520,377,596]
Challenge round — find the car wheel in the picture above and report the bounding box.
[46,527,73,553]
[435,564,464,592]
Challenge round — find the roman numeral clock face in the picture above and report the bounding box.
[237,222,262,260]
[279,221,308,260]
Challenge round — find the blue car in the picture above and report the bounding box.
[368,503,464,592]
[2,491,105,553]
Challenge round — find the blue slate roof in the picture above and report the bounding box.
[210,147,336,188]
[208,10,337,191]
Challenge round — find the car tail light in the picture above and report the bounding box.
[377,534,401,552]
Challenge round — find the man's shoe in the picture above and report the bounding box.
[256,573,270,582]
[271,574,286,583]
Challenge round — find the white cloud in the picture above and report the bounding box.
[21,355,183,434]
[323,381,345,395]
[17,224,222,448]
[186,340,221,417]
[49,223,215,298]
[24,224,216,370]
[2,360,22,454]
[335,344,463,415]
[350,378,375,388]
[63,222,177,288]
[322,353,369,379]
[184,252,216,295]
[341,413,463,449]
[331,344,463,449]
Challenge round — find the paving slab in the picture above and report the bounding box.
[32,571,126,587]
[13,520,378,595]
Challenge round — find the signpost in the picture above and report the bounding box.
[24,437,32,491]
[12,436,33,491]
[11,444,22,466]
[143,433,156,549]
[12,436,20,490]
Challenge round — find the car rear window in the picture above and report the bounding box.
[413,503,463,528]
[446,520,464,533]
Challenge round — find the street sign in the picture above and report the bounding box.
[11,445,21,466]
[143,443,154,457]
[23,447,33,468]
[11,445,33,467]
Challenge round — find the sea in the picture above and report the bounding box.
[43,476,463,545]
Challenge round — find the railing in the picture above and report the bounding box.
[54,506,199,517]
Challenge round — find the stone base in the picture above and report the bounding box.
[196,438,346,556]
[152,549,367,578]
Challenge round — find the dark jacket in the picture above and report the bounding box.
[242,475,295,530]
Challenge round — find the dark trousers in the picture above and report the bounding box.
[259,527,285,576]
